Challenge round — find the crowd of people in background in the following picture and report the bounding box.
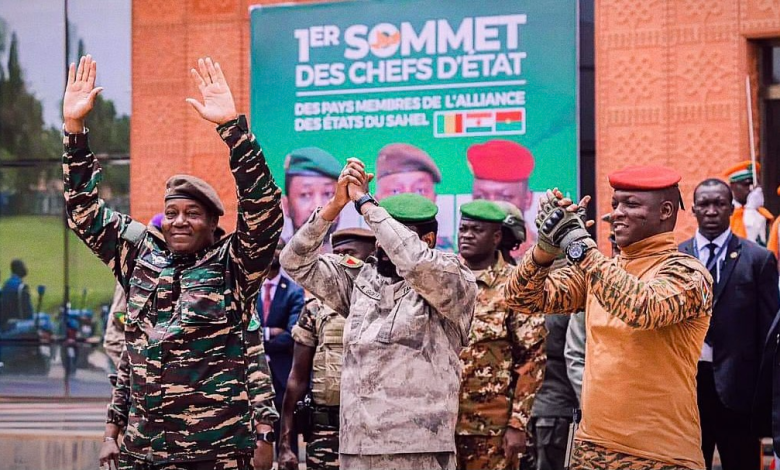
[53,54,780,470]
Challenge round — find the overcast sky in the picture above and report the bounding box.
[0,0,131,128]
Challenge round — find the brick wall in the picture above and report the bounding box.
[594,0,780,249]
[131,0,780,243]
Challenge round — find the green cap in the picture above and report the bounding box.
[284,147,341,179]
[460,199,507,223]
[379,193,438,223]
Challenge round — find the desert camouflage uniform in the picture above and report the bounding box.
[280,204,477,470]
[503,234,711,470]
[456,256,546,470]
[63,116,283,465]
[291,298,344,470]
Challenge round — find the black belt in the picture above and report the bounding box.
[312,405,340,427]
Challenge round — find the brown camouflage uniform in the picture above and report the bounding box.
[280,204,476,470]
[64,116,283,465]
[570,440,693,470]
[291,298,344,470]
[503,233,711,470]
[456,256,547,470]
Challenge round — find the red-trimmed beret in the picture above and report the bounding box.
[608,166,681,190]
[467,140,534,182]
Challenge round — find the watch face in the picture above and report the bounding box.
[568,242,584,259]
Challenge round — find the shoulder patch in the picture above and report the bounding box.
[114,311,126,326]
[339,255,364,268]
[122,220,147,244]
[247,313,262,332]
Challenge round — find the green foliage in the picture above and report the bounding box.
[0,215,115,315]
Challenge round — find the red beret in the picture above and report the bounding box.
[467,140,534,182]
[608,166,681,190]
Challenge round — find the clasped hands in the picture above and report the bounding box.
[535,189,595,258]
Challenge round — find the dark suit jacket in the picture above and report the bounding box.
[680,234,779,415]
[759,310,780,448]
[256,274,305,405]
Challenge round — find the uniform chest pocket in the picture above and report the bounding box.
[126,269,160,325]
[179,273,227,325]
[470,305,509,344]
[377,295,429,348]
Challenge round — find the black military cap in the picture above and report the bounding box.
[165,175,225,217]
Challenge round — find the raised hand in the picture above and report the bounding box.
[186,58,237,125]
[63,55,104,133]
[344,158,374,202]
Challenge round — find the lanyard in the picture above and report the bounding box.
[693,233,732,272]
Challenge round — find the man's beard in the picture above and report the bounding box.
[375,247,399,279]
[270,257,281,271]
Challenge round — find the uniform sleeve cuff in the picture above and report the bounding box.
[217,115,249,148]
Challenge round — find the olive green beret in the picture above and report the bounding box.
[165,174,224,217]
[376,143,442,183]
[331,227,376,248]
[284,147,341,179]
[460,199,507,223]
[379,193,438,223]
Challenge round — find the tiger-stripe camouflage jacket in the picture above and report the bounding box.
[63,116,283,464]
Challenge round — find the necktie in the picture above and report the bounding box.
[262,283,273,323]
[705,243,718,282]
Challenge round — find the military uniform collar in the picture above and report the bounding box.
[476,254,507,288]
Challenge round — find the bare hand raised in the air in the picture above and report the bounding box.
[186,58,238,125]
[63,55,104,133]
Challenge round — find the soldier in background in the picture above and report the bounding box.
[724,161,774,245]
[277,228,376,470]
[494,201,527,265]
[455,200,546,470]
[281,157,476,470]
[64,56,282,470]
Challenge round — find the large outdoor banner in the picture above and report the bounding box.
[250,0,578,251]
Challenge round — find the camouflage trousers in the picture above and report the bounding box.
[306,423,339,470]
[341,452,456,470]
[570,440,696,470]
[118,453,251,470]
[455,435,516,470]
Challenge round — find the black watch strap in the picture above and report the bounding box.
[354,194,378,214]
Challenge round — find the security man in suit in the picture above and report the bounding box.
[255,237,306,453]
[680,178,779,470]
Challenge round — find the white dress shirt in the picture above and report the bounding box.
[694,228,731,362]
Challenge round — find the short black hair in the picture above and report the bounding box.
[694,178,733,204]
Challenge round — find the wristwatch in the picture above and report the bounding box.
[565,239,593,263]
[257,430,276,443]
[354,193,378,214]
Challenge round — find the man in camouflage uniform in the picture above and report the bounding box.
[455,200,546,470]
[504,166,712,470]
[280,158,477,470]
[278,228,376,470]
[63,56,282,470]
[103,283,126,370]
